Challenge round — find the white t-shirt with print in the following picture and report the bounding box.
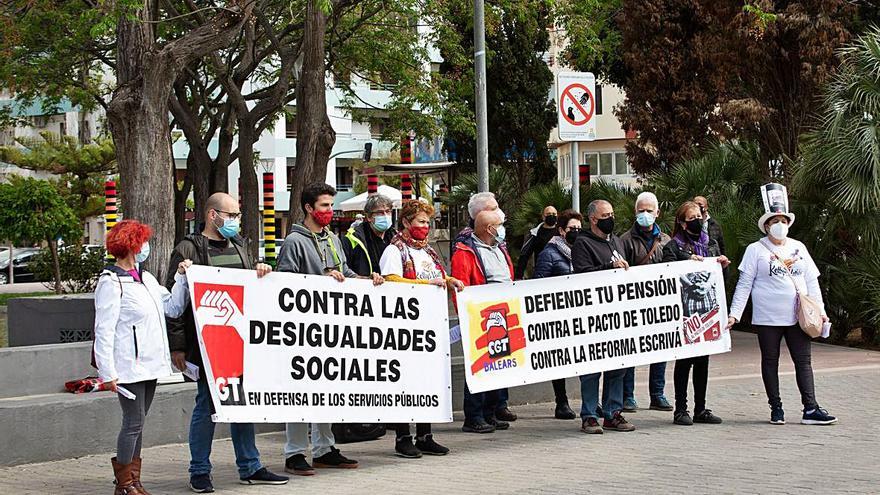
[735,238,821,326]
[379,244,444,281]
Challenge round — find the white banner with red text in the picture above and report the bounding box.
[456,260,730,393]
[186,265,453,423]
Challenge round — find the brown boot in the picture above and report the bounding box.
[130,457,150,494]
[111,457,144,495]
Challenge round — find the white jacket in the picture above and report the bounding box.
[93,267,190,384]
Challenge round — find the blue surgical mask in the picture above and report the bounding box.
[135,242,150,264]
[636,211,656,228]
[372,214,392,232]
[493,225,506,243]
[218,218,240,239]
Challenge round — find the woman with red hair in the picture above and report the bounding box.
[94,219,192,495]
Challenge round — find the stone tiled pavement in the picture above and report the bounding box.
[1,331,878,495]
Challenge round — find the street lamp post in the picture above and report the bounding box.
[474,0,489,193]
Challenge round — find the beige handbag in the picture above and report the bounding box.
[760,241,823,338]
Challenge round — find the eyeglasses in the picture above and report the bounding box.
[369,208,393,215]
[565,226,582,232]
[214,209,242,220]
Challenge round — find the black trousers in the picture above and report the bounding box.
[674,356,708,414]
[755,324,818,410]
[552,379,567,403]
[392,423,431,439]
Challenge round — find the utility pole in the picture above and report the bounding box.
[474,0,489,193]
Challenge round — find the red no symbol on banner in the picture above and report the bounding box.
[560,83,595,126]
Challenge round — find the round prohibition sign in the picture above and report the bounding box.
[560,83,595,126]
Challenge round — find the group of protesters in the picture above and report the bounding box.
[93,181,837,494]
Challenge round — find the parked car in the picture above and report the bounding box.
[0,248,43,284]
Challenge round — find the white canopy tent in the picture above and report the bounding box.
[339,185,402,212]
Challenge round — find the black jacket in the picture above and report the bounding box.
[620,224,671,266]
[164,233,254,378]
[515,223,557,279]
[661,236,721,262]
[572,230,626,273]
[342,222,396,277]
[706,217,725,256]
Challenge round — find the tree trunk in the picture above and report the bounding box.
[288,0,336,226]
[48,238,62,295]
[237,123,261,260]
[106,2,249,282]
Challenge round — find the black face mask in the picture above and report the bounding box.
[596,217,615,235]
[685,219,703,236]
[564,229,580,245]
[544,215,557,227]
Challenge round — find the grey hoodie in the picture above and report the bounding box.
[277,224,357,277]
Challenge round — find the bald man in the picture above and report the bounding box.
[165,193,287,491]
[693,196,725,255]
[515,205,558,279]
[451,209,517,434]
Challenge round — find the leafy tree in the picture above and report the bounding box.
[1,1,254,282]
[436,0,557,199]
[0,176,82,294]
[0,132,116,221]
[31,244,107,294]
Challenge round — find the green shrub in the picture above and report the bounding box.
[31,244,106,294]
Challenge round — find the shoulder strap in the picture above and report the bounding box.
[758,240,801,294]
[637,240,661,266]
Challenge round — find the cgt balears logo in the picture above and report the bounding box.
[469,302,526,375]
[193,283,247,406]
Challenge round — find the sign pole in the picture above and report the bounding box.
[571,142,580,213]
[474,0,489,193]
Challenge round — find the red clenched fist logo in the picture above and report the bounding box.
[194,283,246,402]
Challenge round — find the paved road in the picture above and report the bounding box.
[0,332,877,495]
[0,282,50,294]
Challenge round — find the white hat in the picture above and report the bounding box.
[758,183,795,234]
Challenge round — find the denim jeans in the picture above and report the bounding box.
[623,363,667,402]
[189,379,262,478]
[284,423,335,458]
[579,368,626,421]
[496,388,509,411]
[463,382,500,422]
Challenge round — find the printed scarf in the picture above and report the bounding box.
[673,230,710,257]
[390,230,446,280]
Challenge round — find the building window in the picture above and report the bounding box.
[285,110,297,138]
[286,157,296,191]
[369,73,397,91]
[334,70,351,89]
[584,151,631,179]
[335,165,354,191]
[595,84,603,116]
[370,119,387,139]
[0,127,13,146]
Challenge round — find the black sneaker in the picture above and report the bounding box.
[394,436,422,458]
[284,454,315,476]
[673,410,693,426]
[693,409,723,424]
[802,407,838,425]
[189,474,214,493]
[555,401,577,420]
[770,406,785,425]
[239,467,289,485]
[486,416,510,430]
[415,434,450,456]
[313,447,359,469]
[461,419,495,433]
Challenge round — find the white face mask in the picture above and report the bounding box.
[769,222,789,240]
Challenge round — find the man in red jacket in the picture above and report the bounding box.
[451,210,515,433]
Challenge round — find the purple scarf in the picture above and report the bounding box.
[674,231,710,257]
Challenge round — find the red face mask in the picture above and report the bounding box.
[409,225,429,240]
[311,209,334,227]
